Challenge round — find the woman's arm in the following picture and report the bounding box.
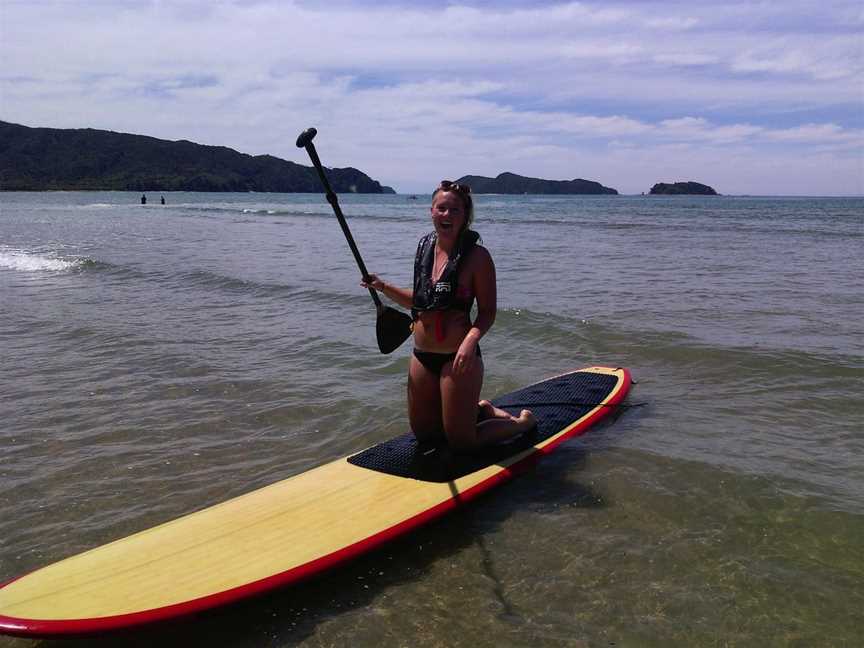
[362,274,414,310]
[453,247,496,374]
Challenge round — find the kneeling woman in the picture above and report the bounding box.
[364,181,535,452]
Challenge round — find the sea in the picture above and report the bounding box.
[0,191,861,647]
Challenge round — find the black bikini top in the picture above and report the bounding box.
[411,229,479,320]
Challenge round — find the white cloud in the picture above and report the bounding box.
[652,52,718,67]
[558,41,645,63]
[732,37,861,81]
[763,123,863,149]
[1,0,862,194]
[657,117,763,144]
[645,16,700,30]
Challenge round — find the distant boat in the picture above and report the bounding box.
[408,195,418,200]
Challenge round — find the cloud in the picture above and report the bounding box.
[731,37,861,81]
[652,52,718,67]
[645,16,700,30]
[558,41,645,63]
[658,117,763,144]
[1,0,861,194]
[763,123,864,153]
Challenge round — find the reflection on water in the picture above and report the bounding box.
[1,192,862,646]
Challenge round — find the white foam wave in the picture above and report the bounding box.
[0,249,78,272]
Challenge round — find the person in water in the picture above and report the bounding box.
[363,180,535,452]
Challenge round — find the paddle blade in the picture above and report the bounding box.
[376,307,413,354]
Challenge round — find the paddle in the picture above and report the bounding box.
[296,127,413,354]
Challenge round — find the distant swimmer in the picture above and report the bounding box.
[141,194,147,205]
[161,196,166,205]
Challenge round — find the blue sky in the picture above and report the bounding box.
[1,0,862,194]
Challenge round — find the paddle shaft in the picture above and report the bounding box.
[299,141,383,311]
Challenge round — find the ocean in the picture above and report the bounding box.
[1,191,862,647]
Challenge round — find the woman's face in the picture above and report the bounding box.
[430,191,467,242]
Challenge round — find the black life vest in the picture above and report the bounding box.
[412,229,480,319]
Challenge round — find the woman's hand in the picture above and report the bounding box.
[452,335,479,376]
[361,274,386,292]
[361,276,414,310]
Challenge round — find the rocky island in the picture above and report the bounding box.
[0,121,395,193]
[456,172,617,195]
[649,181,718,195]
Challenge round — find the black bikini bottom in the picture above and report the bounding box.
[413,346,481,376]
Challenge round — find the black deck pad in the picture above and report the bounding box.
[348,371,618,483]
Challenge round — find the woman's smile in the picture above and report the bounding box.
[431,192,466,239]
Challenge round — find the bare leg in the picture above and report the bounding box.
[407,355,443,445]
[476,409,536,445]
[441,359,536,452]
[478,399,524,423]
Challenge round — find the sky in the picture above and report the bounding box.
[1,0,862,195]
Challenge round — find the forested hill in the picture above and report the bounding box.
[649,181,718,195]
[456,172,618,195]
[0,121,395,193]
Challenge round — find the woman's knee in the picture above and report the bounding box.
[409,398,442,441]
[408,358,443,439]
[442,417,480,452]
[440,366,483,451]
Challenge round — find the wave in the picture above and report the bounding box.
[183,205,329,218]
[0,247,90,273]
[495,307,863,375]
[0,246,360,309]
[81,203,117,209]
[0,248,189,284]
[172,268,312,299]
[122,265,354,307]
[171,204,334,219]
[476,214,862,240]
[168,204,417,224]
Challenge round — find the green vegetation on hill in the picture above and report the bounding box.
[0,121,395,193]
[650,181,718,195]
[456,172,618,195]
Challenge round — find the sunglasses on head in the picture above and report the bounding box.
[439,180,471,195]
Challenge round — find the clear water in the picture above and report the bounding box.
[1,192,862,647]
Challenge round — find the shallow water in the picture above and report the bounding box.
[1,192,862,646]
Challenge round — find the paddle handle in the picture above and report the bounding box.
[296,129,383,311]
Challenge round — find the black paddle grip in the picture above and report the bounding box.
[295,128,317,148]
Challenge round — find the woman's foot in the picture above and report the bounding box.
[517,409,537,431]
[478,402,537,431]
[477,399,496,421]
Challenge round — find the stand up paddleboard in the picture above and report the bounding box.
[0,366,631,638]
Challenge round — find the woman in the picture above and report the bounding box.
[364,180,535,452]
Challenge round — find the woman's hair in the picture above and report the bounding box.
[432,180,474,229]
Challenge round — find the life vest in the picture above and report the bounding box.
[412,229,479,322]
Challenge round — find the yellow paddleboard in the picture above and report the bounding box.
[0,366,631,638]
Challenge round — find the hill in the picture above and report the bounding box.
[455,172,617,195]
[649,181,718,195]
[0,121,394,193]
